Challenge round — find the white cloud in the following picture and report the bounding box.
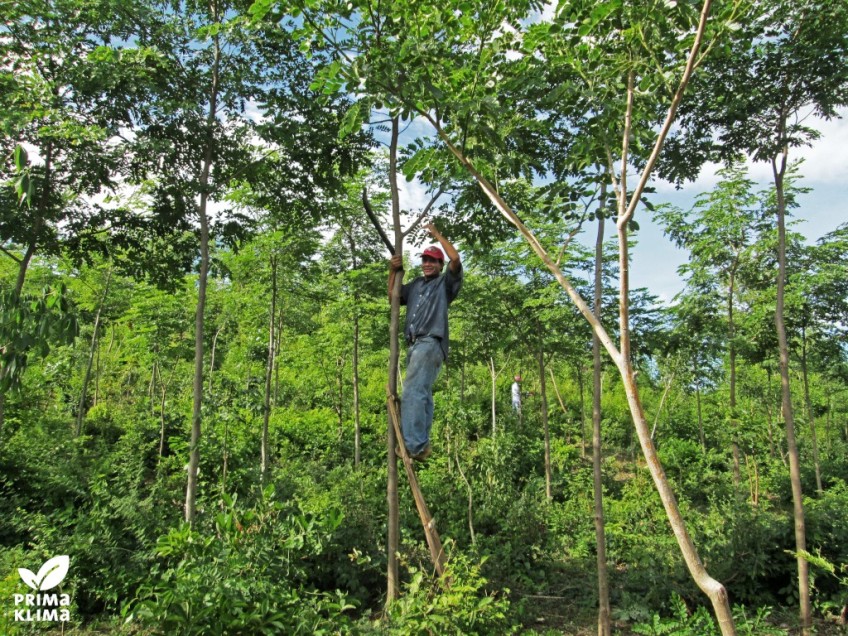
[793,112,848,184]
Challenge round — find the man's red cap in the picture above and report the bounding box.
[420,246,445,261]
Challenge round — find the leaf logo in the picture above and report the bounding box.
[18,555,70,591]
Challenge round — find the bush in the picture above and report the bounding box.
[385,554,516,635]
[125,487,358,635]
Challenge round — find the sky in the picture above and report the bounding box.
[394,109,848,305]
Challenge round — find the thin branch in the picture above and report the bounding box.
[0,245,22,264]
[555,216,586,268]
[622,0,714,225]
[402,186,446,237]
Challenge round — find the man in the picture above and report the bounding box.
[388,222,462,461]
[511,375,522,413]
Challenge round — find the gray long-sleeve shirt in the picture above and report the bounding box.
[400,265,463,360]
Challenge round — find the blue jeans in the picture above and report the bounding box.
[401,337,444,455]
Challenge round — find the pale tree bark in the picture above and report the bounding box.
[349,232,363,467]
[385,116,402,604]
[208,322,225,392]
[454,448,476,545]
[772,149,811,634]
[728,269,742,489]
[651,371,675,441]
[261,254,278,481]
[575,363,587,456]
[353,314,362,467]
[487,354,511,435]
[800,326,823,493]
[548,367,569,442]
[1,142,54,433]
[537,324,552,501]
[75,266,112,436]
[592,189,611,636]
[185,0,220,524]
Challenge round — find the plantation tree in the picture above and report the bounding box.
[804,224,848,452]
[448,259,523,436]
[676,0,848,626]
[266,0,751,629]
[0,0,157,430]
[663,287,725,451]
[321,166,391,466]
[0,0,155,293]
[655,162,766,485]
[121,0,366,522]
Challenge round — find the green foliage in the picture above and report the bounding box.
[386,554,516,636]
[633,593,785,636]
[126,488,357,635]
[0,284,78,393]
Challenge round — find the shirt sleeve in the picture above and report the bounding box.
[444,263,463,303]
[400,281,410,306]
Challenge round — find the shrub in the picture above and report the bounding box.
[385,554,516,635]
[125,487,357,635]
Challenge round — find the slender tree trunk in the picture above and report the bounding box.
[549,367,570,443]
[489,357,497,435]
[773,151,811,634]
[455,448,475,545]
[576,363,587,457]
[385,116,402,604]
[800,327,822,493]
[336,359,345,438]
[746,453,759,507]
[261,255,278,481]
[696,378,705,452]
[592,195,611,636]
[76,267,112,436]
[353,314,361,467]
[728,271,742,489]
[3,141,52,433]
[208,323,224,392]
[14,243,37,298]
[185,3,220,524]
[651,371,675,442]
[274,302,284,404]
[537,325,552,501]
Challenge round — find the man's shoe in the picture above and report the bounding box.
[410,445,432,462]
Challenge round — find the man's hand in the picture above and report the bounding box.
[389,254,404,272]
[424,221,440,238]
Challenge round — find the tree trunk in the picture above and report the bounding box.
[592,197,611,636]
[728,271,741,489]
[208,323,224,392]
[773,152,811,634]
[353,313,361,467]
[185,3,220,524]
[261,254,278,481]
[385,116,402,604]
[76,267,112,436]
[800,327,822,493]
[549,367,570,443]
[537,324,552,501]
[576,363,587,457]
[696,378,705,452]
[489,357,497,435]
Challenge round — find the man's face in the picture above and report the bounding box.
[421,255,443,278]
